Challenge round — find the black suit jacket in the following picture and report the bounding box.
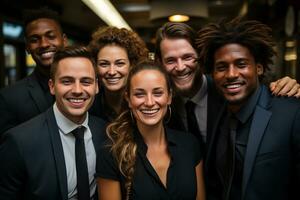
[205,85,300,200]
[0,108,107,200]
[167,75,223,152]
[0,71,52,136]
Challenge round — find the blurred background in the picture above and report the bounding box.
[0,0,299,88]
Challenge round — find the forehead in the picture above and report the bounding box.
[26,18,61,36]
[130,69,167,89]
[55,57,96,77]
[160,38,196,58]
[98,45,128,58]
[214,43,254,61]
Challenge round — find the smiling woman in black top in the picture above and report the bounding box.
[96,61,205,200]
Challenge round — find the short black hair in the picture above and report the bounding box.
[23,7,63,33]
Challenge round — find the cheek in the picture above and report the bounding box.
[98,68,107,77]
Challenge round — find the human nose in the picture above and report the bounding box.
[39,37,50,48]
[145,94,155,106]
[175,58,186,71]
[72,81,83,94]
[108,65,116,75]
[226,65,239,79]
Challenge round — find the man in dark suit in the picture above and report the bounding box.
[0,7,67,135]
[0,46,106,200]
[155,22,300,155]
[197,18,300,200]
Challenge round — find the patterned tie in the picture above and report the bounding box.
[72,126,90,200]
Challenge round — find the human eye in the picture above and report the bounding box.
[27,36,39,43]
[236,60,248,68]
[81,78,93,86]
[97,61,109,68]
[46,32,57,40]
[133,91,145,98]
[116,61,126,67]
[60,78,72,85]
[183,55,194,61]
[153,90,164,97]
[165,58,175,65]
[214,64,227,72]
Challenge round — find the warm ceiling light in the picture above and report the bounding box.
[169,15,190,22]
[81,0,131,30]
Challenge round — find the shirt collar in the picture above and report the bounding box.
[184,74,208,107]
[53,103,89,135]
[235,85,262,124]
[134,127,177,155]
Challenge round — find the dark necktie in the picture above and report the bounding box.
[72,126,90,200]
[216,114,238,200]
[185,100,201,138]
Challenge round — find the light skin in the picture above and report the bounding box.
[97,45,130,92]
[48,57,99,124]
[98,69,205,200]
[160,38,202,98]
[212,43,263,112]
[26,18,67,71]
[159,37,300,98]
[128,69,172,188]
[97,45,130,114]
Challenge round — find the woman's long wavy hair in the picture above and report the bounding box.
[106,60,172,199]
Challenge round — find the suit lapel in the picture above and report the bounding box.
[27,73,50,112]
[242,86,272,199]
[205,102,227,171]
[46,108,68,200]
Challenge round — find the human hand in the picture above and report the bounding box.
[269,76,300,98]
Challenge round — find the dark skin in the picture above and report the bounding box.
[25,18,67,77]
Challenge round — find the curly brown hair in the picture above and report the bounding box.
[196,17,276,80]
[88,26,149,66]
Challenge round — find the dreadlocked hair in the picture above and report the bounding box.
[196,17,276,80]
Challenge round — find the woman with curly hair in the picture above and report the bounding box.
[96,61,206,200]
[88,26,149,121]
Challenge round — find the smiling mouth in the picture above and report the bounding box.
[140,108,160,115]
[39,51,56,59]
[223,82,244,93]
[105,77,122,84]
[174,71,192,81]
[67,98,87,107]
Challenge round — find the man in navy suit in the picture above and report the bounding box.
[0,46,106,200]
[197,18,300,200]
[0,7,67,135]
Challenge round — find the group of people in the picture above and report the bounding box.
[0,7,299,200]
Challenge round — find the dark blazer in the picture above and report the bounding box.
[205,85,300,200]
[0,72,53,136]
[167,75,223,151]
[0,108,107,200]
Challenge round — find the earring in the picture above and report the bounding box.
[164,105,172,124]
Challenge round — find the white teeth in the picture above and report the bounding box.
[175,72,190,80]
[69,99,84,103]
[41,52,55,59]
[141,109,159,114]
[106,77,121,83]
[226,84,241,89]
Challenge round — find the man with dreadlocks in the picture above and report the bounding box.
[196,18,300,200]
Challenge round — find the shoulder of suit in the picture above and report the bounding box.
[3,111,48,142]
[0,76,35,97]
